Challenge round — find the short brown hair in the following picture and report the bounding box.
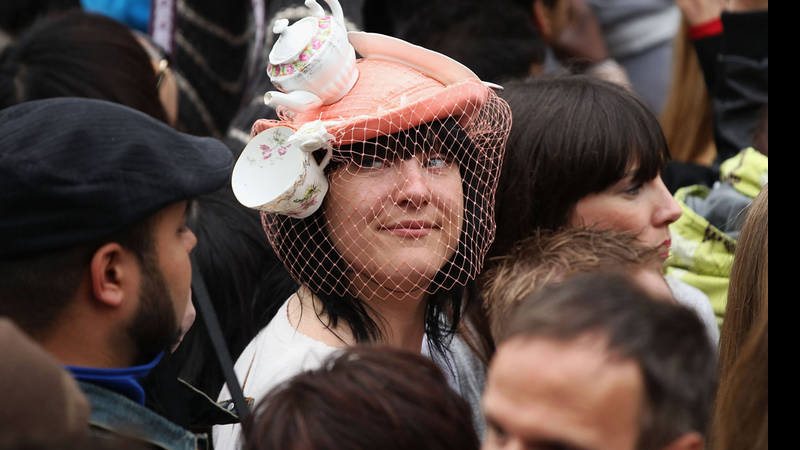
[481,228,661,338]
[501,272,717,449]
[243,345,479,450]
[0,215,155,338]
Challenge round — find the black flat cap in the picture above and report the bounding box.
[0,98,234,258]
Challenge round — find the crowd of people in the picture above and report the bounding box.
[1,0,767,449]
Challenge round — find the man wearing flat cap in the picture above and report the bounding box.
[0,98,233,449]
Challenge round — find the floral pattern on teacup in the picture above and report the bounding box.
[260,143,291,160]
[259,143,272,159]
[259,129,293,160]
[293,185,321,211]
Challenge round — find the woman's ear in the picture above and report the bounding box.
[89,243,133,308]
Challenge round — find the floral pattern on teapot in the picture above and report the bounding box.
[268,16,333,78]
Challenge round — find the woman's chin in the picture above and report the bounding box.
[352,261,446,296]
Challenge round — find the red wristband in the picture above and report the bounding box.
[689,17,724,40]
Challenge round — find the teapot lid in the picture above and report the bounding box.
[269,17,317,65]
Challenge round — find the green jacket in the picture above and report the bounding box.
[665,147,767,327]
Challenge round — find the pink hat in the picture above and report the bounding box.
[253,32,493,144]
[252,31,513,297]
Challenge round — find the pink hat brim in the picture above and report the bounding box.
[253,33,491,144]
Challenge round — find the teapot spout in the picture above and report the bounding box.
[264,90,323,112]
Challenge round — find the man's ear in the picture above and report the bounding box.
[89,243,135,308]
[662,432,704,450]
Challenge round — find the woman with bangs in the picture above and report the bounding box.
[485,74,719,344]
[214,29,511,449]
[494,75,679,257]
[290,118,483,352]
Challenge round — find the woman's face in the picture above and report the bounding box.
[570,173,682,260]
[325,150,464,291]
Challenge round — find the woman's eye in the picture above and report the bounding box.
[358,157,387,169]
[486,421,509,446]
[426,155,450,169]
[624,182,642,196]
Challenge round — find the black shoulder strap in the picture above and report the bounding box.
[191,257,252,423]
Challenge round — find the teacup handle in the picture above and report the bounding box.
[297,139,333,170]
[318,146,333,170]
[302,145,332,170]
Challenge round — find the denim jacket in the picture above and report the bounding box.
[78,380,208,450]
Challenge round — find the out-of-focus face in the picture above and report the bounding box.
[325,148,464,295]
[570,173,682,261]
[482,335,644,450]
[546,0,572,37]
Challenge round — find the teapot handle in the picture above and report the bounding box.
[304,0,345,27]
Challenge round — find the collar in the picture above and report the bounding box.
[66,353,163,405]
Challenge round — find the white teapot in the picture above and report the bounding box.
[265,0,358,112]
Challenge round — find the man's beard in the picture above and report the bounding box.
[127,255,181,365]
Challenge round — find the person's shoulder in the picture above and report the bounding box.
[79,381,198,448]
[447,333,486,369]
[239,337,336,396]
[665,275,720,345]
[233,297,338,399]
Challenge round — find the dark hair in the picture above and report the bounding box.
[0,0,78,37]
[502,272,717,448]
[158,187,298,396]
[0,216,155,338]
[510,0,557,8]
[265,118,495,357]
[0,10,168,122]
[366,0,545,83]
[491,75,670,258]
[143,190,299,418]
[243,345,479,450]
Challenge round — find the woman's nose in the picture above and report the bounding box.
[393,159,432,209]
[653,177,682,226]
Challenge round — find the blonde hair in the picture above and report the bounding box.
[481,228,661,338]
[711,311,768,450]
[719,184,768,376]
[660,19,717,165]
[711,184,768,450]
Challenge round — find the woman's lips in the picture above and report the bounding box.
[659,239,672,260]
[381,221,438,238]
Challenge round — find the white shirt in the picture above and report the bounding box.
[212,297,487,449]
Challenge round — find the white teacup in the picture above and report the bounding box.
[232,126,332,218]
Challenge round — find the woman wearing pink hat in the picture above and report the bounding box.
[215,1,511,447]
